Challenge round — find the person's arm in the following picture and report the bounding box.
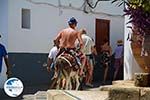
[4,55,11,76]
[80,53,86,76]
[47,58,53,73]
[47,47,54,72]
[2,46,11,76]
[121,46,124,64]
[109,46,112,56]
[54,31,62,45]
[77,32,83,49]
[91,45,97,55]
[90,39,95,54]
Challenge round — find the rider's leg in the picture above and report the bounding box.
[113,58,121,80]
[56,48,65,58]
[85,56,93,87]
[103,63,109,84]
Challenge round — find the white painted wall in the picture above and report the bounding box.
[94,1,124,15]
[124,16,143,80]
[8,0,124,53]
[0,0,8,89]
[30,0,124,15]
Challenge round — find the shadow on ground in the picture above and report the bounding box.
[0,84,49,100]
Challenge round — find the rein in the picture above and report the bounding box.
[58,55,72,67]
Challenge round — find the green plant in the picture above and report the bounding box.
[112,0,150,35]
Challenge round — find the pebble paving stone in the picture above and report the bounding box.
[100,80,136,91]
[140,88,150,100]
[109,87,140,100]
[100,80,150,100]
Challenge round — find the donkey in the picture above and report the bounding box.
[53,52,81,90]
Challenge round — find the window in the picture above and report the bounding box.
[22,9,30,29]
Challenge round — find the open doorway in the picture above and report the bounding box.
[95,18,110,54]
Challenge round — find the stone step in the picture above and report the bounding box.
[100,80,150,100]
[47,90,109,100]
[35,91,47,100]
[23,80,150,100]
[112,80,134,86]
[100,80,136,91]
[22,94,35,100]
[47,90,74,100]
[23,91,47,100]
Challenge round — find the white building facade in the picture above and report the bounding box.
[0,0,127,88]
[8,0,124,53]
[124,15,143,80]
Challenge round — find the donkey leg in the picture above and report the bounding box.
[69,78,72,90]
[56,71,63,90]
[49,78,57,89]
[75,72,80,90]
[69,71,75,90]
[56,78,60,89]
[65,76,70,90]
[61,78,66,89]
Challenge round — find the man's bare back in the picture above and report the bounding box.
[54,17,83,49]
[55,27,80,48]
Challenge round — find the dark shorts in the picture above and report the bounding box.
[86,54,94,67]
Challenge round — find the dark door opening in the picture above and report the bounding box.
[93,19,111,82]
[95,19,110,54]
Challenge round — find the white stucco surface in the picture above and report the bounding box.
[1,0,142,88]
[124,16,143,80]
[8,0,124,53]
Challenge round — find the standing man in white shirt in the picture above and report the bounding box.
[47,40,59,72]
[80,29,95,87]
[47,40,59,89]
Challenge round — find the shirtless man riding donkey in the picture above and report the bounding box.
[51,17,84,90]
